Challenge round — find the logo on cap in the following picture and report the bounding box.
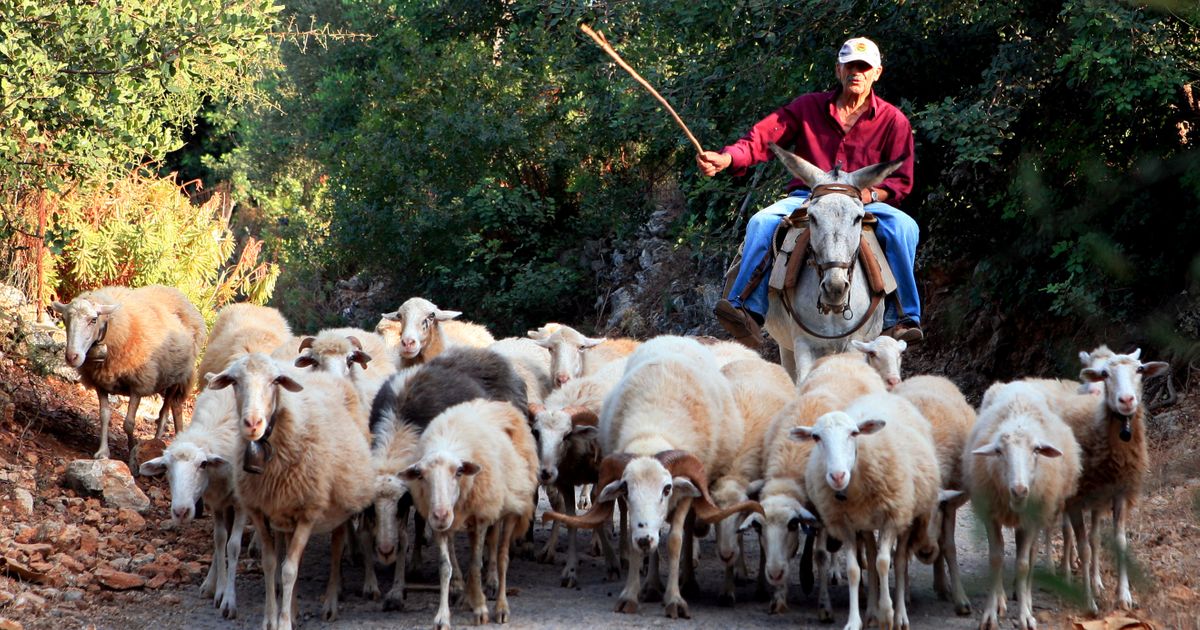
[854,42,867,52]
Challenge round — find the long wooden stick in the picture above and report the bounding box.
[580,24,705,154]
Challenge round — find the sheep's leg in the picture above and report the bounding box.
[734,530,750,583]
[816,531,833,622]
[202,509,226,600]
[252,512,278,630]
[1060,513,1075,579]
[681,512,700,598]
[152,395,170,440]
[755,540,769,602]
[577,484,593,511]
[894,528,911,630]
[980,520,1005,630]
[614,534,642,613]
[433,532,453,630]
[537,485,566,564]
[1089,509,1104,594]
[358,518,380,601]
[1015,526,1037,630]
[94,391,112,460]
[943,505,970,615]
[599,518,620,581]
[874,526,897,629]
[485,522,500,598]
[560,483,579,588]
[466,525,489,624]
[1068,508,1097,615]
[663,499,692,619]
[494,515,516,623]
[170,391,185,436]
[843,532,864,630]
[321,523,345,621]
[410,512,427,577]
[643,542,664,602]
[122,393,142,468]
[449,538,465,600]
[720,561,737,607]
[1114,496,1135,610]
[221,507,246,619]
[382,508,409,610]
[618,497,630,571]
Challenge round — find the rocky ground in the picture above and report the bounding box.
[0,301,1197,629]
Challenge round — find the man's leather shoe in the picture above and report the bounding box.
[714,299,764,349]
[882,320,923,344]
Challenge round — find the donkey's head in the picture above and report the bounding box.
[768,143,903,308]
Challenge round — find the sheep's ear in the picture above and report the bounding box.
[857,419,886,435]
[294,356,318,368]
[96,303,120,315]
[458,461,480,476]
[1139,361,1169,378]
[1034,443,1063,458]
[433,309,461,321]
[1078,350,1092,366]
[789,506,820,530]
[274,375,304,392]
[671,477,702,499]
[401,465,422,481]
[896,340,908,352]
[738,513,764,533]
[139,457,168,477]
[51,301,69,314]
[349,350,371,368]
[745,479,765,501]
[530,336,554,348]
[1080,367,1106,383]
[596,479,627,503]
[381,311,401,321]
[207,372,235,390]
[938,489,964,505]
[570,425,598,439]
[201,454,230,470]
[528,402,546,417]
[972,442,1002,456]
[789,426,816,442]
[1129,348,1142,361]
[850,339,872,354]
[582,336,606,348]
[527,329,549,341]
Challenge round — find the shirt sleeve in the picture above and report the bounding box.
[721,97,805,177]
[875,111,915,206]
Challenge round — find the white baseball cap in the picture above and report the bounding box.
[838,37,882,68]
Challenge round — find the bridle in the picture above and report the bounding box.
[804,183,863,316]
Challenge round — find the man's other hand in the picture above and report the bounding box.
[696,151,732,177]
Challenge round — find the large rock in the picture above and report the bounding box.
[11,488,33,516]
[94,567,146,590]
[62,460,150,513]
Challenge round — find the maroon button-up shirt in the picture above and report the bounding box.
[721,90,915,206]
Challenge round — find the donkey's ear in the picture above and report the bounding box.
[848,158,905,191]
[768,143,826,187]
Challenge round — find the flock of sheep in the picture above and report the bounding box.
[50,284,1167,630]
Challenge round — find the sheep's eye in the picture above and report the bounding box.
[662,485,671,497]
[787,517,801,531]
[90,317,99,325]
[851,430,860,438]
[1135,365,1144,374]
[455,469,463,478]
[811,434,821,442]
[578,347,587,354]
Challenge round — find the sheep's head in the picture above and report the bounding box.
[51,297,120,368]
[371,473,409,564]
[712,478,753,567]
[529,403,599,485]
[402,450,479,532]
[543,450,762,552]
[139,442,229,523]
[378,298,461,360]
[739,493,817,586]
[529,324,605,385]
[206,353,303,442]
[1080,349,1169,424]
[1076,345,1116,396]
[851,337,907,390]
[768,143,903,308]
[972,415,1063,513]
[294,334,372,378]
[790,411,886,495]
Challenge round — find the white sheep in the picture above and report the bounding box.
[52,285,206,466]
[376,297,495,368]
[965,381,1081,630]
[401,399,538,630]
[487,336,554,405]
[1077,344,1115,396]
[138,386,244,617]
[790,393,941,630]
[740,351,887,618]
[528,322,640,386]
[207,353,375,629]
[293,327,396,412]
[712,358,795,606]
[544,336,761,620]
[1053,349,1168,613]
[197,303,292,381]
[892,374,976,615]
[850,336,907,390]
[528,358,627,586]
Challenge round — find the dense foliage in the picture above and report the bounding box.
[208,0,1198,341]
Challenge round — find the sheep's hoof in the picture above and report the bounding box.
[606,565,621,581]
[201,579,217,600]
[220,599,237,619]
[680,577,701,598]
[433,620,452,630]
[471,607,489,625]
[641,584,663,603]
[494,603,510,624]
[560,571,577,589]
[383,591,406,612]
[1019,612,1037,630]
[1117,595,1136,611]
[664,600,691,620]
[818,607,833,623]
[768,598,788,615]
[614,598,638,614]
[534,546,556,564]
[322,600,339,622]
[363,583,381,601]
[717,592,735,607]
[955,600,972,616]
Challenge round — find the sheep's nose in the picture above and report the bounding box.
[1118,395,1135,407]
[173,505,191,520]
[377,543,395,558]
[769,569,785,584]
[555,374,570,385]
[635,536,652,550]
[829,472,847,488]
[539,468,555,483]
[1010,483,1029,499]
[887,376,901,389]
[719,550,734,563]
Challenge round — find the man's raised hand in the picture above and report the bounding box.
[696,151,732,177]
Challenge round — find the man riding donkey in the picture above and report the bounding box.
[698,37,922,352]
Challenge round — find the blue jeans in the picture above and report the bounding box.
[728,190,921,327]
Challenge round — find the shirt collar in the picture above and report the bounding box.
[826,89,879,120]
